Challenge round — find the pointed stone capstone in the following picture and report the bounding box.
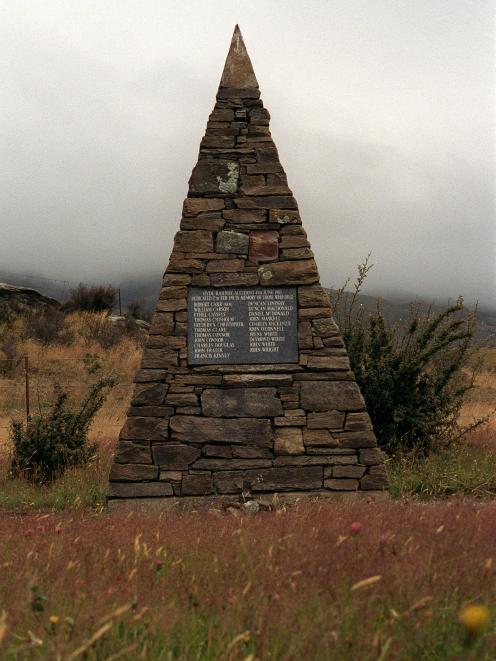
[108,26,389,510]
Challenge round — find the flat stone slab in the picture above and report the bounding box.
[201,387,283,417]
[170,415,273,446]
[106,490,390,512]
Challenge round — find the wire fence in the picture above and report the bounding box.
[0,354,134,433]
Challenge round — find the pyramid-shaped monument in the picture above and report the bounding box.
[108,26,388,509]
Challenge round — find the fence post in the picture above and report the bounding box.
[24,354,30,424]
[118,287,122,316]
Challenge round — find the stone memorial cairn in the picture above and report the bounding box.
[108,26,389,510]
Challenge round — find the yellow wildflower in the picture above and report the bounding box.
[459,604,490,634]
[49,615,60,625]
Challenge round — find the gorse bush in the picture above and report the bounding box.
[10,375,117,483]
[66,283,116,313]
[331,257,480,455]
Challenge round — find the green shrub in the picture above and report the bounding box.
[9,376,116,483]
[331,256,482,454]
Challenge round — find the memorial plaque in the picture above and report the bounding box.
[188,287,298,364]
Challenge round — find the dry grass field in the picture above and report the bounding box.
[1,312,495,658]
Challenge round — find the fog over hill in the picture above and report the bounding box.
[1,1,494,309]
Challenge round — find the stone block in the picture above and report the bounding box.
[217,87,260,99]
[192,458,272,470]
[109,463,158,482]
[223,209,266,223]
[181,473,213,496]
[180,213,225,232]
[274,428,304,455]
[232,446,274,459]
[234,196,296,209]
[216,230,249,254]
[324,479,359,491]
[259,260,319,286]
[298,321,314,349]
[246,162,283,174]
[303,429,338,447]
[251,466,323,491]
[170,416,273,446]
[273,456,341,467]
[202,388,282,417]
[141,348,178,368]
[167,258,205,273]
[146,335,186,350]
[159,471,183,481]
[359,448,386,466]
[249,230,279,262]
[159,285,188,300]
[333,431,377,449]
[152,444,201,469]
[210,108,234,121]
[300,381,365,411]
[128,406,174,418]
[156,298,187,312]
[298,287,330,308]
[269,209,301,224]
[279,235,310,249]
[114,441,152,464]
[204,444,233,458]
[119,417,168,441]
[183,198,225,216]
[222,374,292,387]
[345,412,373,432]
[133,369,168,383]
[166,393,199,407]
[282,245,314,257]
[361,465,389,490]
[206,259,245,272]
[200,135,235,149]
[306,355,350,370]
[332,465,366,479]
[210,272,259,287]
[312,318,339,337]
[189,160,239,195]
[162,274,192,286]
[274,410,306,426]
[307,411,345,429]
[131,383,168,406]
[174,230,213,253]
[148,313,174,336]
[108,482,172,498]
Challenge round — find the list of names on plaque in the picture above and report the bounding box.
[187,287,298,365]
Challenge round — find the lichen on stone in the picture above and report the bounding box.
[217,162,239,193]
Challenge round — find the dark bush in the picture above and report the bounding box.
[10,375,117,483]
[127,300,152,323]
[23,309,73,345]
[331,257,481,455]
[0,325,19,376]
[66,284,116,313]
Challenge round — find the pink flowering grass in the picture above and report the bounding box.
[0,501,495,658]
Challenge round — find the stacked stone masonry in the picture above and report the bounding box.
[108,26,389,506]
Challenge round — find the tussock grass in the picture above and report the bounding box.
[0,502,495,658]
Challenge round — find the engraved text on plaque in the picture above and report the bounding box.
[188,287,298,364]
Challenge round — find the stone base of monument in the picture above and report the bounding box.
[107,489,389,513]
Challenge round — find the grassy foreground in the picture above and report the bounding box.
[0,501,495,659]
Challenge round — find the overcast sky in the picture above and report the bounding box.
[1,0,494,307]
